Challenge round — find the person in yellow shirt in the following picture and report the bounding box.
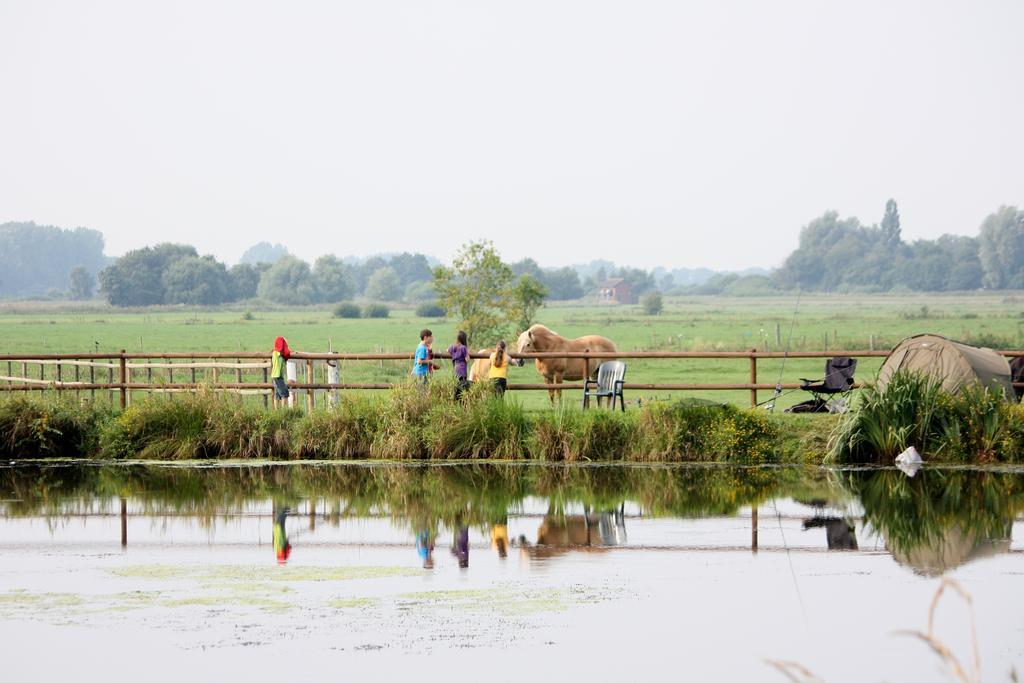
[488,340,509,396]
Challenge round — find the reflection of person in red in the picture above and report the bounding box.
[273,503,292,564]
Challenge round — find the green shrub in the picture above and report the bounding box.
[634,400,777,463]
[415,302,445,318]
[641,291,663,315]
[362,303,390,319]
[333,302,361,318]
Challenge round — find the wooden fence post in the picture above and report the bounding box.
[306,359,315,411]
[262,366,269,408]
[749,349,757,408]
[119,350,127,409]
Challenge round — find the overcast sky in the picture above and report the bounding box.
[2,1,1021,270]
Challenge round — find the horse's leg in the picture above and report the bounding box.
[554,372,564,403]
[546,374,556,405]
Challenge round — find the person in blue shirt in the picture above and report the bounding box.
[412,329,437,383]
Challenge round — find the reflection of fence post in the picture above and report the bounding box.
[751,505,758,553]
[286,360,297,408]
[327,359,340,408]
[120,496,128,547]
[119,350,127,410]
[749,349,757,408]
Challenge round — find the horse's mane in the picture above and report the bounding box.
[528,323,559,340]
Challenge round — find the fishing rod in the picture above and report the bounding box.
[766,290,801,413]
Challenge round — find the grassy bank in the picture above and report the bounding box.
[0,385,826,462]
[827,372,1024,464]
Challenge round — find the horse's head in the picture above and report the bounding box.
[512,328,537,366]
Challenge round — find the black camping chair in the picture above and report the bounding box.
[1011,357,1024,401]
[786,357,857,413]
[582,361,627,411]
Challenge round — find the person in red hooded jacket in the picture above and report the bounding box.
[271,337,292,406]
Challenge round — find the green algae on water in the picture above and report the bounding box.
[112,564,420,583]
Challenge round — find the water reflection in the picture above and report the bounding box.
[273,501,292,565]
[842,469,1021,575]
[451,524,469,568]
[1,463,1022,575]
[416,528,435,569]
[802,517,858,550]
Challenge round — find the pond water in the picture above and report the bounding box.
[2,461,1022,682]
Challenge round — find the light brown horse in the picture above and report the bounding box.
[468,347,524,382]
[515,324,617,403]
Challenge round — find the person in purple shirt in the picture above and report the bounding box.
[448,330,471,400]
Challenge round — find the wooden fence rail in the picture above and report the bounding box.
[1,348,1022,410]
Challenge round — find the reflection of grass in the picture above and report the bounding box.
[839,468,1024,573]
[4,461,824,530]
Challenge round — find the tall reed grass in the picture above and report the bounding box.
[827,371,1024,464]
[2,383,782,462]
[0,395,109,458]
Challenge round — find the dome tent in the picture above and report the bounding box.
[875,334,1013,398]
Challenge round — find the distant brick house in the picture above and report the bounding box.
[597,278,635,304]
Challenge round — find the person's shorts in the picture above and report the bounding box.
[273,377,290,400]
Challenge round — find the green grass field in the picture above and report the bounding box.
[3,293,1024,410]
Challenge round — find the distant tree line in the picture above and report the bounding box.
[0,222,107,299]
[96,245,444,307]
[770,201,1024,293]
[10,202,1024,307]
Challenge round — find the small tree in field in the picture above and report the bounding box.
[507,274,548,332]
[68,266,94,300]
[641,291,663,315]
[433,241,514,346]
